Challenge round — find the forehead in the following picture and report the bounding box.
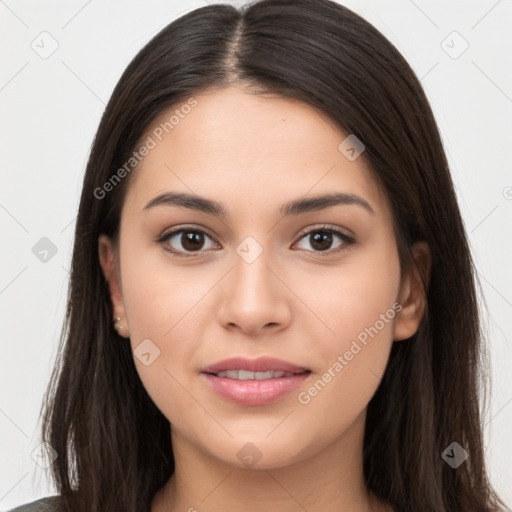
[123,86,389,219]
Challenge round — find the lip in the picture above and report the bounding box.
[200,356,311,405]
[201,356,309,374]
[201,372,311,405]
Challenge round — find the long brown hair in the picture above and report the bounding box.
[40,0,508,510]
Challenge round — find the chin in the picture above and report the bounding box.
[205,435,316,471]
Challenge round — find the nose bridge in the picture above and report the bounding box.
[232,233,278,300]
[215,232,290,332]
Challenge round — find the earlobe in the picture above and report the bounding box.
[393,241,431,342]
[98,234,130,338]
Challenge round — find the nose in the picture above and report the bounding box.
[215,242,292,337]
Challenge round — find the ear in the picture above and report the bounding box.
[393,241,431,341]
[98,234,130,338]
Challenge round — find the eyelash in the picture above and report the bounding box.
[157,224,356,258]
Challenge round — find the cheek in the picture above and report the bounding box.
[296,243,400,409]
[297,242,400,354]
[119,230,208,343]
[117,237,207,411]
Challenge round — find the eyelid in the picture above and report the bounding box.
[294,223,354,242]
[158,223,216,241]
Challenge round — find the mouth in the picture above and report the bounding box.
[200,356,312,405]
[201,355,310,375]
[204,369,310,380]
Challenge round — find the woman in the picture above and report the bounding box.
[9,0,508,510]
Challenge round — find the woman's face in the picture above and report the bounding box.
[99,86,426,470]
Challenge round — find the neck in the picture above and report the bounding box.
[151,410,392,512]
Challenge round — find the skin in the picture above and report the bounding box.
[99,86,430,512]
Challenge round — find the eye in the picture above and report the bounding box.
[293,225,355,256]
[158,226,219,257]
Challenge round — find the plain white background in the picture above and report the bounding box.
[1,0,511,509]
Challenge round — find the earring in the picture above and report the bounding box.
[113,316,126,333]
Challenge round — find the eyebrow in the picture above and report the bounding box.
[143,191,375,217]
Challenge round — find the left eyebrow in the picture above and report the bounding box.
[143,191,375,218]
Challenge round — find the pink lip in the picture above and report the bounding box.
[201,373,311,405]
[201,356,309,374]
[200,356,311,405]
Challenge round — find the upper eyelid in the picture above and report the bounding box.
[159,224,217,243]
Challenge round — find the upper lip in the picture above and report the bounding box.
[201,356,310,374]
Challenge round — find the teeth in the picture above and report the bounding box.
[215,370,297,380]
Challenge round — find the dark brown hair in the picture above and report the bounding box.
[40,0,508,510]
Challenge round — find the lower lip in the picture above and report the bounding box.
[201,372,311,405]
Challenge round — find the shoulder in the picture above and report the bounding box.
[6,496,60,512]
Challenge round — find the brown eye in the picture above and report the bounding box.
[294,226,355,255]
[180,231,206,251]
[309,231,334,251]
[159,228,218,256]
